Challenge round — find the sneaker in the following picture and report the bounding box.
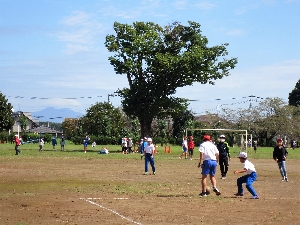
[199,192,207,197]
[221,176,226,180]
[144,172,148,175]
[234,193,244,196]
[282,177,285,181]
[285,177,288,182]
[153,172,156,175]
[251,196,260,199]
[213,187,221,196]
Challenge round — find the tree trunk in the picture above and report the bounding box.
[140,117,153,138]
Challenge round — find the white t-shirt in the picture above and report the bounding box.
[145,143,155,154]
[182,139,187,149]
[199,141,219,161]
[243,160,256,174]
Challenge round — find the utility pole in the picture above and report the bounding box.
[108,93,118,103]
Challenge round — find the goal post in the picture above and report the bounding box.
[185,128,249,152]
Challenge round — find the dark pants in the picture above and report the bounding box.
[145,153,155,173]
[128,147,132,153]
[15,145,20,155]
[219,157,229,177]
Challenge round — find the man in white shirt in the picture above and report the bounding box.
[198,135,221,197]
[144,138,156,175]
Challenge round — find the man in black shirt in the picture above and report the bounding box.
[273,138,288,182]
[217,134,231,179]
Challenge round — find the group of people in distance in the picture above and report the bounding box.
[195,134,289,199]
[121,137,133,154]
[179,135,195,160]
[13,134,66,155]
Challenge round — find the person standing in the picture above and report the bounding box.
[216,134,231,179]
[39,137,44,153]
[83,135,89,153]
[273,138,288,182]
[121,137,128,154]
[140,137,147,160]
[188,136,195,160]
[253,140,258,153]
[291,139,296,150]
[179,136,188,159]
[52,137,57,149]
[144,138,156,175]
[128,138,133,153]
[234,152,259,199]
[60,137,66,151]
[14,135,21,155]
[198,134,221,197]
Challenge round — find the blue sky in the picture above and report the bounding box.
[1,0,299,119]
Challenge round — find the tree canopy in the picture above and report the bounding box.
[0,92,14,131]
[289,79,300,106]
[105,21,238,137]
[219,97,296,146]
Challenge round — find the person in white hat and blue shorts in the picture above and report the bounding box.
[234,152,259,199]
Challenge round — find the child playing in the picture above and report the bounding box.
[234,152,259,199]
[179,136,188,159]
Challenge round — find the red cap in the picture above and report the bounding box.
[203,135,211,141]
[277,138,283,143]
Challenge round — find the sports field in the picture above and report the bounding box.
[0,142,299,225]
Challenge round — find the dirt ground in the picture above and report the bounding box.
[0,153,300,225]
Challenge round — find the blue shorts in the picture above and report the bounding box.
[202,160,217,176]
[182,146,187,152]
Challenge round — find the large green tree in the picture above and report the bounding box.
[0,92,14,131]
[105,21,238,137]
[83,102,126,141]
[289,79,300,106]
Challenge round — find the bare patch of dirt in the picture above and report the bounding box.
[0,155,299,224]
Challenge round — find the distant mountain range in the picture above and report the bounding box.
[32,107,83,123]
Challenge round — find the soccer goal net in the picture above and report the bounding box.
[185,128,251,152]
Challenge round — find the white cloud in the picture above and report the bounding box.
[99,5,141,19]
[225,29,246,36]
[235,9,247,15]
[176,59,300,113]
[141,0,161,7]
[56,11,103,54]
[173,0,188,9]
[194,1,217,10]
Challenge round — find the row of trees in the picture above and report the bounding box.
[60,97,300,147]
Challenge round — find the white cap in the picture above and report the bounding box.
[219,134,225,138]
[147,138,152,142]
[238,152,247,159]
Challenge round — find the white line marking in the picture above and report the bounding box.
[83,198,129,200]
[81,198,143,225]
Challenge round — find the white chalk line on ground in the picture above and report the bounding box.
[80,198,143,225]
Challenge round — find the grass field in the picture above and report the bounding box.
[2,140,300,158]
[1,142,300,224]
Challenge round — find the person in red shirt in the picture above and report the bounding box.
[188,136,195,160]
[14,135,21,155]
